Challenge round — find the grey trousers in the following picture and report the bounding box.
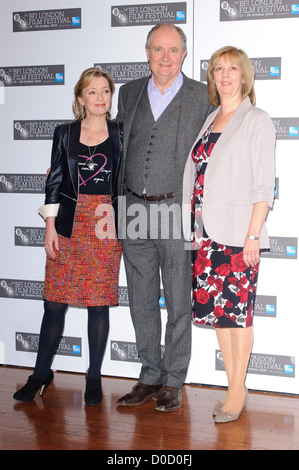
[121,192,192,388]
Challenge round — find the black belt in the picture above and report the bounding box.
[126,187,174,202]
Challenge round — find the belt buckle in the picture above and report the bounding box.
[142,193,147,200]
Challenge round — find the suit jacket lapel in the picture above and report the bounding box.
[123,77,149,155]
[176,76,195,163]
[107,120,122,191]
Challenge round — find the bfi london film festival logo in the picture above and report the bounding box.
[15,332,81,357]
[111,340,165,363]
[0,65,64,87]
[95,63,150,84]
[200,57,281,82]
[13,8,81,32]
[118,285,165,308]
[14,227,45,247]
[220,0,299,21]
[261,236,297,259]
[0,279,44,300]
[13,120,72,140]
[254,295,277,318]
[111,2,186,26]
[0,174,45,193]
[216,350,295,378]
[272,118,299,139]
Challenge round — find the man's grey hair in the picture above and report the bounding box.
[145,23,187,51]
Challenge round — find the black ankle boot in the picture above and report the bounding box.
[84,375,102,406]
[13,371,54,402]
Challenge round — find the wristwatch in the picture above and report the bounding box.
[247,234,259,240]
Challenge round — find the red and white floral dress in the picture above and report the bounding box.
[191,124,259,328]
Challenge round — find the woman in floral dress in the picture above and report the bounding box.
[191,128,258,329]
[183,47,276,422]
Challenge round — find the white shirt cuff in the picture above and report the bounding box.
[38,203,59,220]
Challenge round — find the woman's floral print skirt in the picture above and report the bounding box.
[192,235,259,328]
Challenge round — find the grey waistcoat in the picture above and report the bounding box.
[124,86,182,196]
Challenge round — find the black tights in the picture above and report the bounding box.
[33,300,109,379]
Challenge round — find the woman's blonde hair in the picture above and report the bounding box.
[72,67,115,120]
[206,46,256,107]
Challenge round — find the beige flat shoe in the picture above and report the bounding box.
[214,388,248,423]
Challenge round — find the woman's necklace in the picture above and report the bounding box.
[83,123,106,171]
[87,143,98,171]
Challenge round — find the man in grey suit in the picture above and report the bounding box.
[116,23,213,411]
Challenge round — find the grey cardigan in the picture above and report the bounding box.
[182,97,276,248]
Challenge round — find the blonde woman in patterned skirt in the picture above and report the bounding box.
[13,68,122,406]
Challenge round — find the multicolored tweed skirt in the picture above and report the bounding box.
[43,194,121,306]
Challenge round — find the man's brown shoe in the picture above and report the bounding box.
[116,382,162,406]
[155,385,182,411]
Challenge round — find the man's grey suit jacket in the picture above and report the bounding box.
[116,73,214,209]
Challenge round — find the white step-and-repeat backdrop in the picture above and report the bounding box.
[0,0,298,394]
